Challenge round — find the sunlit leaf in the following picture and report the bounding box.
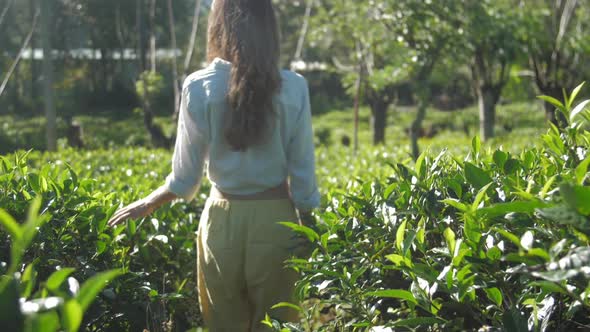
[76,269,124,311]
[365,289,417,304]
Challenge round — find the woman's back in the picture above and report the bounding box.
[167,57,320,211]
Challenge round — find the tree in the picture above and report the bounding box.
[0,0,15,29]
[520,0,590,126]
[462,1,521,141]
[183,0,203,77]
[167,0,181,121]
[310,1,401,146]
[378,0,463,159]
[0,10,38,97]
[310,0,464,157]
[41,0,56,151]
[292,0,313,62]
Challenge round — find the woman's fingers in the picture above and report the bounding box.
[108,209,131,227]
[107,200,150,227]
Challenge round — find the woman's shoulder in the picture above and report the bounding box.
[280,69,308,89]
[183,67,226,89]
[182,67,230,104]
[279,69,309,105]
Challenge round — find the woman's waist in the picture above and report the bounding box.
[209,181,290,200]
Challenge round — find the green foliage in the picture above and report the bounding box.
[0,148,205,331]
[136,71,166,107]
[0,200,123,332]
[273,87,590,331]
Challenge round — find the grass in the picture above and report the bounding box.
[1,100,548,155]
[313,100,547,156]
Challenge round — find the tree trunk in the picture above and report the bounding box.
[30,0,37,112]
[477,86,499,141]
[410,86,430,160]
[41,0,56,151]
[167,0,180,120]
[136,0,147,72]
[370,98,388,145]
[0,0,15,29]
[293,0,313,62]
[149,0,156,72]
[0,11,38,98]
[352,68,362,154]
[183,0,203,76]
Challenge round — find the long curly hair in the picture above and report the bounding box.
[207,0,281,151]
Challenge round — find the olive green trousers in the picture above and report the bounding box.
[196,198,302,331]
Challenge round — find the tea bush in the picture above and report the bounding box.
[0,149,207,331]
[275,86,590,331]
[0,199,123,332]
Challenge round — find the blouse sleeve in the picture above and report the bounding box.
[164,82,209,201]
[287,78,320,211]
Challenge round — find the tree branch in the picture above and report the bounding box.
[183,0,203,76]
[293,0,313,62]
[0,10,39,97]
[0,0,15,30]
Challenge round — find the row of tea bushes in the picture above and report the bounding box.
[0,149,206,331]
[276,89,590,331]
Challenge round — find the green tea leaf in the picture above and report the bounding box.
[62,300,82,332]
[568,82,585,109]
[472,136,481,156]
[443,228,456,255]
[575,156,590,185]
[415,152,427,179]
[441,199,469,212]
[464,216,482,244]
[493,150,508,169]
[532,269,581,282]
[25,311,60,332]
[570,99,590,122]
[476,201,548,219]
[271,302,303,312]
[28,172,41,193]
[396,220,407,252]
[464,162,493,189]
[538,95,565,111]
[0,276,24,331]
[503,159,521,174]
[21,262,38,298]
[278,222,320,242]
[47,268,76,292]
[529,281,567,295]
[493,227,522,248]
[386,254,413,267]
[383,183,397,200]
[560,183,590,215]
[365,289,417,304]
[0,209,22,240]
[484,287,502,306]
[472,183,493,210]
[76,269,123,311]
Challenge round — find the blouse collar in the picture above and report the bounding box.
[211,57,231,70]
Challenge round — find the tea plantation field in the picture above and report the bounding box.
[1,97,590,331]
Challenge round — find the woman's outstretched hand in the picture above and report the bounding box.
[107,199,154,227]
[107,186,179,227]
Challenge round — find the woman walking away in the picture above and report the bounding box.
[107,0,320,330]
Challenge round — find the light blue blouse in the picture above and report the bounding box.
[164,57,320,211]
